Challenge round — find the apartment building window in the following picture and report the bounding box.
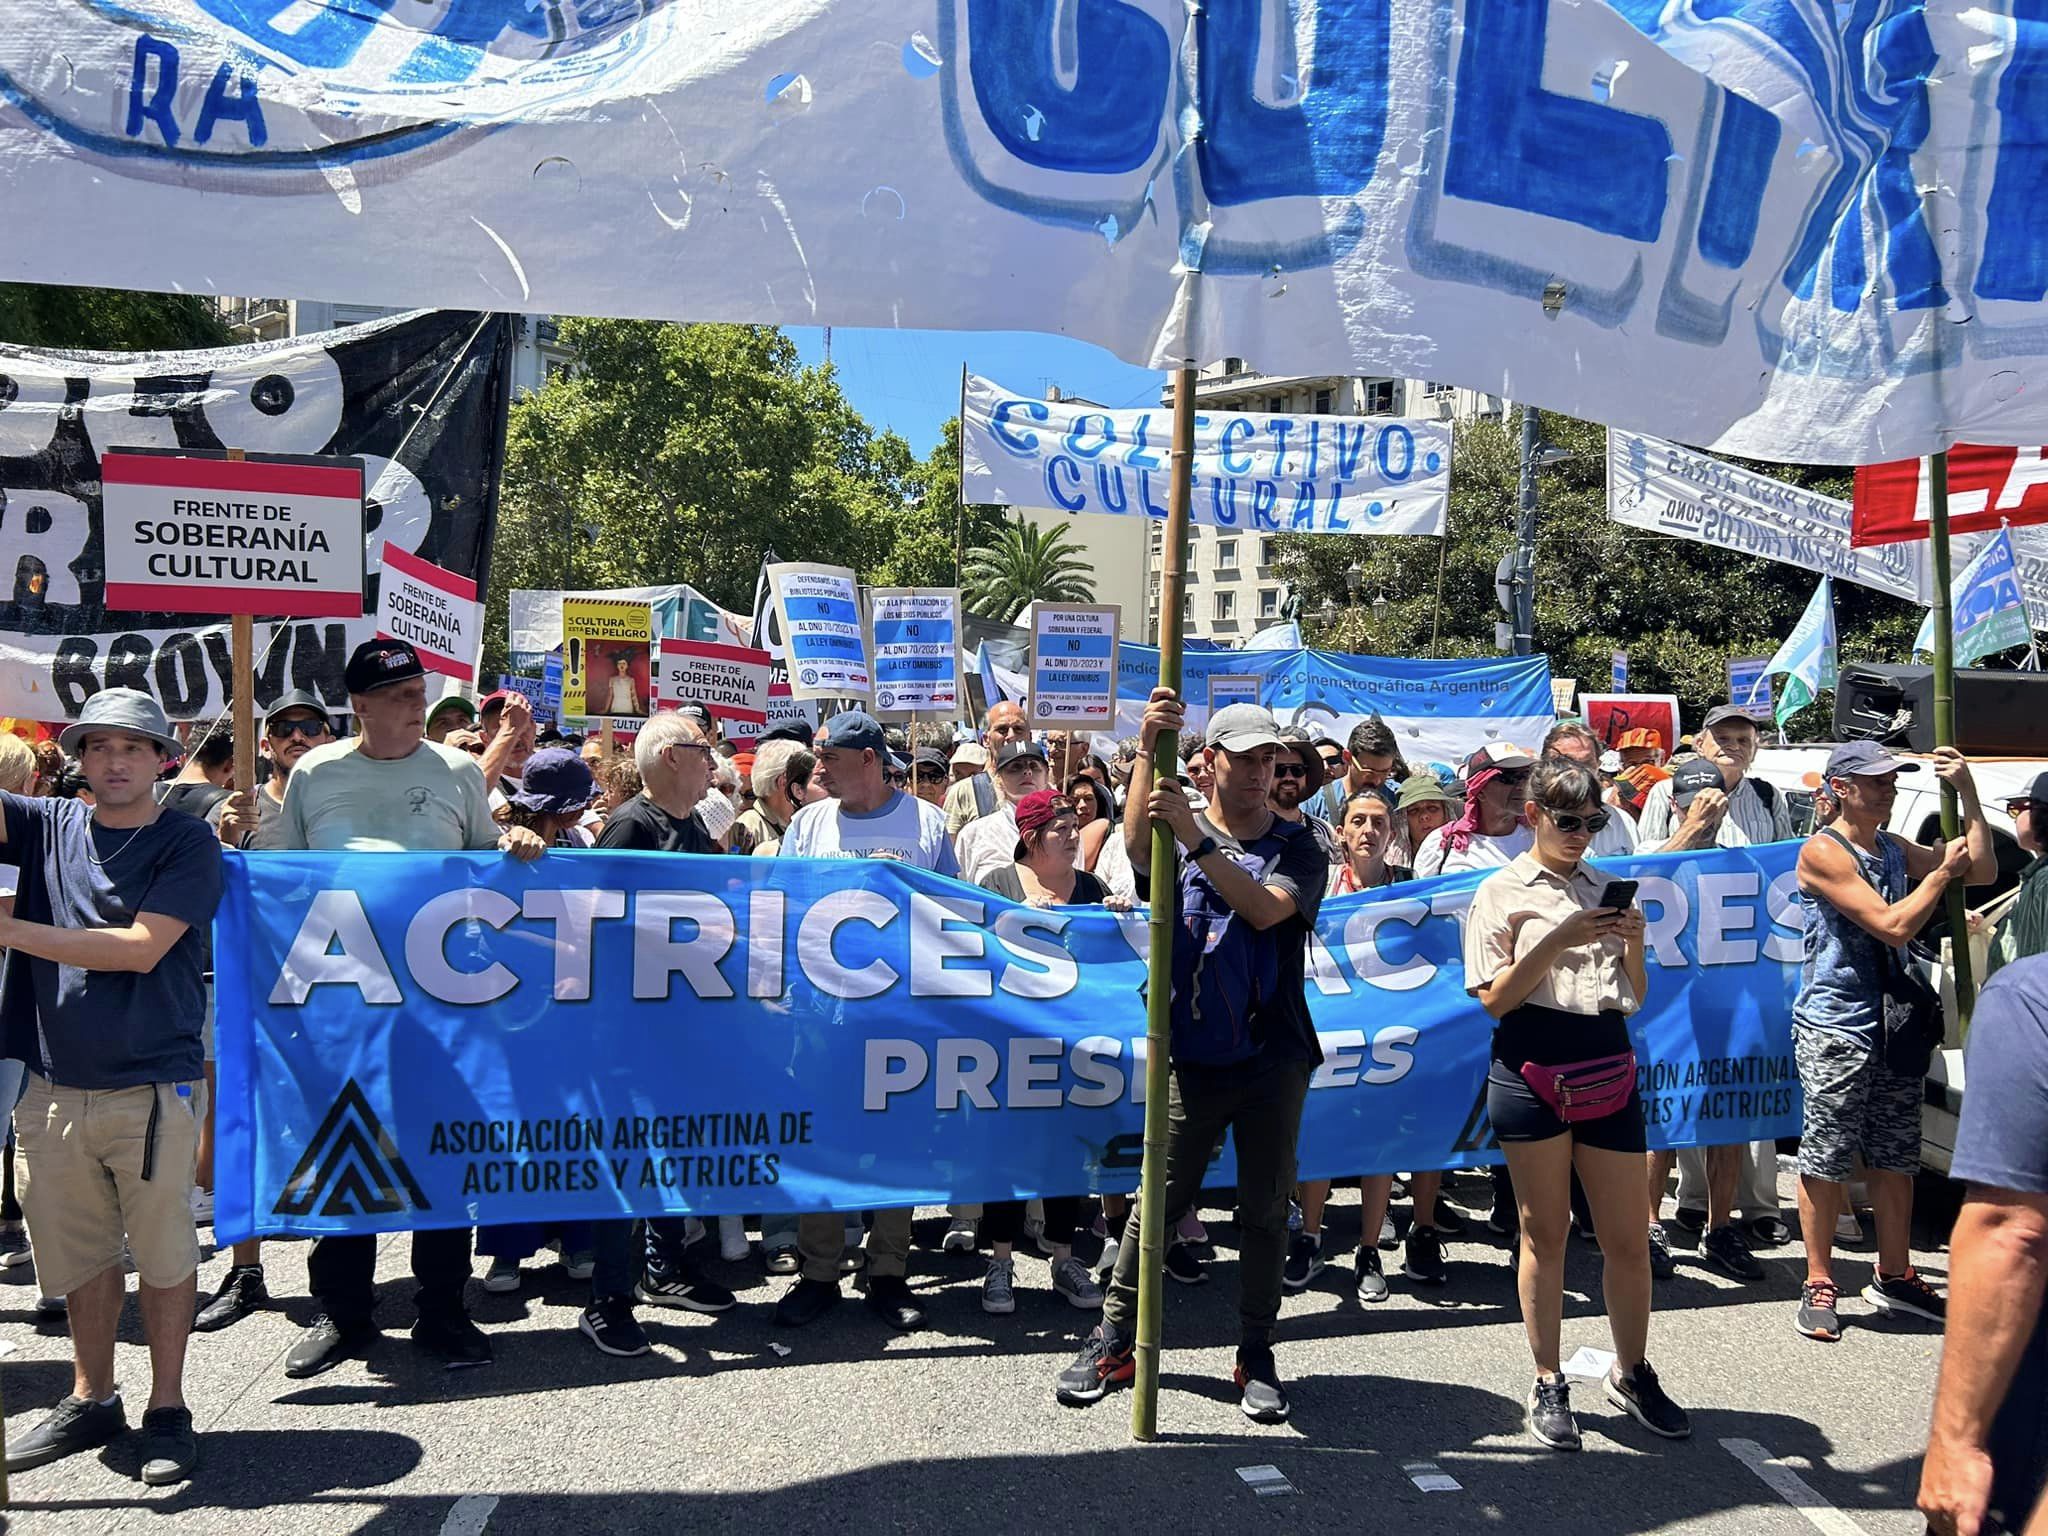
[1223,357,1244,375]
[1260,537,1278,567]
[1363,380,1397,414]
[1214,591,1236,622]
[1425,380,1455,397]
[1314,388,1332,414]
[1182,594,1193,623]
[1260,587,1280,619]
[1215,539,1238,570]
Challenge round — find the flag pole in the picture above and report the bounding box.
[1926,451,1977,1028]
[1131,361,1196,1441]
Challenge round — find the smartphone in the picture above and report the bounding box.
[1598,879,1639,912]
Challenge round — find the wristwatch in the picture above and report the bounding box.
[1189,835,1219,862]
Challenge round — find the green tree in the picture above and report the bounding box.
[1274,410,1920,738]
[963,520,1096,621]
[862,418,1010,589]
[0,285,228,350]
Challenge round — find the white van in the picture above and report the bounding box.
[1749,746,2041,1175]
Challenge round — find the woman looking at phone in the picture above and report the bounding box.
[1464,758,1690,1451]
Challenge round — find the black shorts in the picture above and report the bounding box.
[1487,1004,1647,1154]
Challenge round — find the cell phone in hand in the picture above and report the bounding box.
[1598,879,1639,912]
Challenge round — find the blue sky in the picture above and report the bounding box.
[787,326,1165,457]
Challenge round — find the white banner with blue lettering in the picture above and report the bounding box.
[215,843,1800,1240]
[962,374,1449,536]
[982,645,1554,769]
[8,3,2048,463]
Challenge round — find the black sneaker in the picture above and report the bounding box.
[1865,1270,1946,1325]
[411,1311,492,1369]
[864,1274,927,1331]
[1795,1278,1842,1341]
[1671,1205,1708,1235]
[1233,1341,1290,1424]
[1354,1246,1389,1303]
[637,1262,737,1313]
[1526,1375,1580,1451]
[6,1394,125,1472]
[1055,1324,1134,1406]
[1704,1225,1765,1281]
[1647,1222,1678,1280]
[137,1405,198,1485]
[579,1298,651,1358]
[1402,1226,1448,1285]
[1430,1197,1466,1237]
[1607,1359,1691,1439]
[774,1276,842,1327]
[283,1314,375,1379]
[1749,1215,1791,1249]
[1164,1242,1208,1285]
[194,1265,268,1332]
[1282,1232,1324,1292]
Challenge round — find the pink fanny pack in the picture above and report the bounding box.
[1518,1051,1638,1122]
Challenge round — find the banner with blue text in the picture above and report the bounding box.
[215,843,1802,1242]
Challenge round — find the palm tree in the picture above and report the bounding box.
[963,520,1096,622]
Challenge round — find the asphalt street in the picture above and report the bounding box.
[0,1166,1954,1536]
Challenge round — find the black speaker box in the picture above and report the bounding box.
[1833,663,2048,755]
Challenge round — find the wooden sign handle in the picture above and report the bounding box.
[224,449,258,797]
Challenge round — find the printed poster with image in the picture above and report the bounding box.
[562,598,653,719]
[1580,694,1683,757]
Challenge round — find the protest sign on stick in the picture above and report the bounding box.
[769,563,870,703]
[562,599,653,719]
[1026,605,1121,730]
[656,638,772,744]
[867,588,963,722]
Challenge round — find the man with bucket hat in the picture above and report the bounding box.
[0,688,224,1485]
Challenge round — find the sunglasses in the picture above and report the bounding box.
[268,718,331,740]
[1548,809,1612,835]
[463,742,485,755]
[913,767,947,783]
[2006,799,2045,819]
[1272,763,1310,780]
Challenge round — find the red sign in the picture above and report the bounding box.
[1579,694,1681,757]
[1852,446,2048,546]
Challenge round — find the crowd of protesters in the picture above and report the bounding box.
[0,639,2037,1526]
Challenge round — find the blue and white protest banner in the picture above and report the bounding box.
[983,644,1555,767]
[1027,605,1120,729]
[769,562,870,703]
[1914,527,2037,664]
[541,652,563,712]
[867,588,963,720]
[496,673,557,729]
[17,6,2048,462]
[962,374,1449,537]
[1726,657,1772,724]
[214,842,1803,1241]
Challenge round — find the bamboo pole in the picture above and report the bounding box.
[1925,451,1976,1028]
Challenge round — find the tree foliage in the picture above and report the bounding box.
[963,520,1096,622]
[1274,411,1921,737]
[0,285,229,351]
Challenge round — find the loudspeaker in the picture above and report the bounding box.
[1833,664,2048,755]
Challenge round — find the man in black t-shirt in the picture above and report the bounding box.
[1055,694,1327,1425]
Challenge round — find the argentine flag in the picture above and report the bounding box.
[1757,577,1838,728]
[1913,529,2034,666]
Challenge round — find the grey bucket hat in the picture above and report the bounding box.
[58,688,182,758]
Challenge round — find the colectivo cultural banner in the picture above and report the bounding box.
[961,374,1450,537]
[0,311,512,721]
[214,843,1802,1242]
[981,646,1555,771]
[8,5,2048,463]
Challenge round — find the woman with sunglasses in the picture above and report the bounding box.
[1465,757,1689,1451]
[975,790,1121,1314]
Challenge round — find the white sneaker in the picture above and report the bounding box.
[1378,1213,1398,1249]
[483,1257,522,1294]
[189,1187,214,1225]
[1096,1235,1120,1276]
[718,1217,750,1263]
[942,1217,978,1253]
[1051,1256,1103,1309]
[1023,1214,1054,1256]
[981,1256,1016,1314]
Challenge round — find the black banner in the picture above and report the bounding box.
[0,309,510,719]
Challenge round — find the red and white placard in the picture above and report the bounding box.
[377,544,481,683]
[656,638,772,743]
[100,450,365,619]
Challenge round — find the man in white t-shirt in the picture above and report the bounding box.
[954,740,1050,885]
[776,711,955,1338]
[1538,722,1641,860]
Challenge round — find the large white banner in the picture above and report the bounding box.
[962,374,1448,536]
[1608,429,2048,625]
[6,4,2048,463]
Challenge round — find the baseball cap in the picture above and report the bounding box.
[913,748,950,775]
[1616,727,1664,752]
[478,689,515,720]
[952,742,989,768]
[1396,775,1460,811]
[2010,770,2048,806]
[57,687,181,758]
[818,711,887,754]
[1671,758,1727,807]
[264,690,332,728]
[1598,749,1623,775]
[1701,704,1762,731]
[1205,703,1287,753]
[1461,742,1536,778]
[994,739,1048,771]
[1011,789,1072,857]
[427,695,477,726]
[1823,741,1922,780]
[344,638,425,696]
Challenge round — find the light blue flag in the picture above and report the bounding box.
[1757,576,1837,727]
[1914,528,2034,665]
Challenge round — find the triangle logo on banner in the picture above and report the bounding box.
[1450,1081,1501,1155]
[272,1078,430,1220]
